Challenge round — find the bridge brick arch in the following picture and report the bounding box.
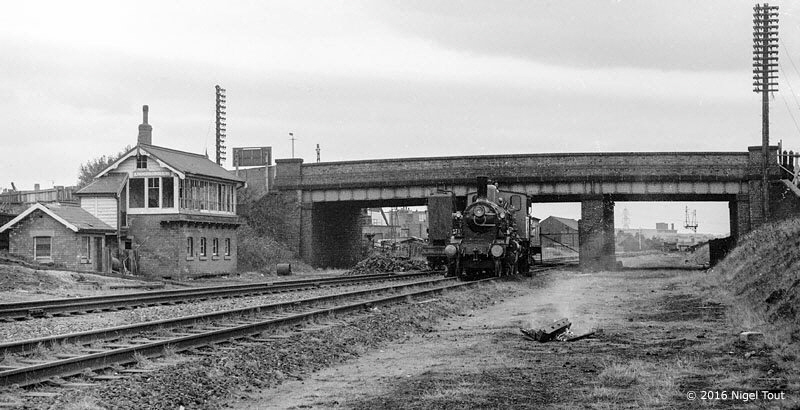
[271,147,785,269]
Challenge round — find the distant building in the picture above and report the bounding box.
[231,146,274,199]
[0,185,77,214]
[616,222,720,251]
[363,208,428,241]
[539,216,579,250]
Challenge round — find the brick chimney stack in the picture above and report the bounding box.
[138,105,152,145]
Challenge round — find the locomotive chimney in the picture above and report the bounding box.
[477,176,488,199]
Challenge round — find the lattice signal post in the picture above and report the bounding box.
[215,85,227,166]
[753,3,779,220]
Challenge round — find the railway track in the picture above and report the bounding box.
[0,271,438,321]
[0,276,492,388]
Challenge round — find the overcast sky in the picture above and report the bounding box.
[3,1,800,234]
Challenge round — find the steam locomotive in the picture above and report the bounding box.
[424,177,533,280]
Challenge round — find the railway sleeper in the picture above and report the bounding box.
[92,375,127,381]
[118,368,153,374]
[48,381,97,388]
[104,344,140,349]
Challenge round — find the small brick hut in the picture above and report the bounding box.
[0,203,116,272]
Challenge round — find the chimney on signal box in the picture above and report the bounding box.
[138,105,152,145]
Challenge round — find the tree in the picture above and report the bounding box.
[76,145,132,188]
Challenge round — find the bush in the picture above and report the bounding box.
[236,223,298,274]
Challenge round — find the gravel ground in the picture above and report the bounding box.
[0,276,443,343]
[3,281,515,409]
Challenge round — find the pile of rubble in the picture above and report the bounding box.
[345,255,428,276]
[520,318,597,343]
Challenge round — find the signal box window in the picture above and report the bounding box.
[147,178,160,208]
[187,237,194,257]
[129,178,145,208]
[162,177,174,208]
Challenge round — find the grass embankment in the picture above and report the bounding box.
[708,217,800,367]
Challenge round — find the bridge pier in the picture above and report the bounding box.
[579,195,616,270]
[306,202,363,268]
[729,194,751,242]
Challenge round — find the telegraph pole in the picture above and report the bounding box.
[215,85,227,165]
[753,3,779,221]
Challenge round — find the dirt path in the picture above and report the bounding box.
[227,268,798,409]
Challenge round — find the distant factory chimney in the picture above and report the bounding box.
[138,105,152,145]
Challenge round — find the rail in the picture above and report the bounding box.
[0,276,484,387]
[0,271,438,321]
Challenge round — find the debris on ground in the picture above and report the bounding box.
[345,255,428,276]
[739,331,764,343]
[565,330,598,342]
[521,318,600,343]
[520,318,572,342]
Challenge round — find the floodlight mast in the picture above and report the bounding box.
[753,3,779,221]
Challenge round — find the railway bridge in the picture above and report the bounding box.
[270,146,798,269]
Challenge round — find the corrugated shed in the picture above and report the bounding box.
[547,216,579,231]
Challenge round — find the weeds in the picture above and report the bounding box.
[133,352,152,368]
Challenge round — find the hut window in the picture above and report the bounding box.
[34,236,51,259]
[83,236,92,261]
